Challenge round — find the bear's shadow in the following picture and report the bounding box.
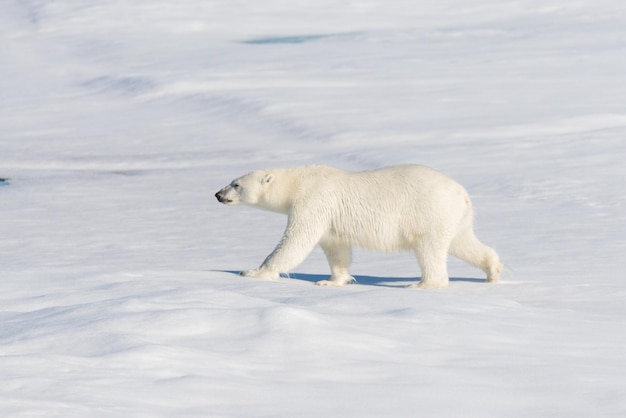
[218,270,484,287]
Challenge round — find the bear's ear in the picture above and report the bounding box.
[261,173,274,184]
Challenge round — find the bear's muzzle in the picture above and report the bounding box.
[215,190,232,204]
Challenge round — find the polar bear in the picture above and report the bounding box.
[215,164,502,289]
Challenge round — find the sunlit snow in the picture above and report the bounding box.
[1,1,626,416]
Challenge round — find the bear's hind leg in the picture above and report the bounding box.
[449,227,502,283]
[316,241,355,287]
[409,239,450,289]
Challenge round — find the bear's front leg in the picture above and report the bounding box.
[315,276,356,287]
[316,241,355,287]
[244,214,325,281]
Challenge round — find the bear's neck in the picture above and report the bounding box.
[257,168,301,214]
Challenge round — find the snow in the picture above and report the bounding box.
[1,0,626,416]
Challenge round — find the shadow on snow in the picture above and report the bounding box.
[215,270,484,287]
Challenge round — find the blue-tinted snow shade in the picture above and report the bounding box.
[243,35,329,45]
[81,76,155,95]
[0,178,9,187]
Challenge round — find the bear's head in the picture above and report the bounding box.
[215,170,275,207]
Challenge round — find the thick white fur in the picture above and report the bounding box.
[215,164,502,289]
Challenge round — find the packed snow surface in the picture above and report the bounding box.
[1,1,626,416]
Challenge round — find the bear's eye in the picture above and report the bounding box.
[232,182,241,190]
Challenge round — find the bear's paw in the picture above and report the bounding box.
[240,269,280,281]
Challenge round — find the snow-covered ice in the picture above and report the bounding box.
[1,1,626,416]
